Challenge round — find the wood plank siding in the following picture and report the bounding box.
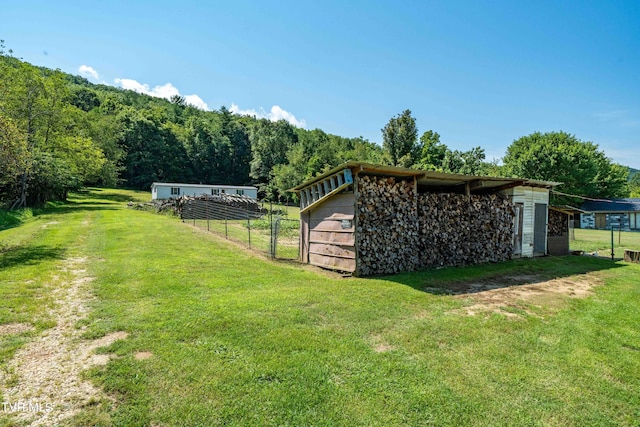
[501,186,549,257]
[300,192,356,272]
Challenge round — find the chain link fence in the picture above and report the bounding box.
[175,196,299,260]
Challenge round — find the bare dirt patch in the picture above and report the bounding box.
[0,323,34,336]
[0,257,127,426]
[444,273,602,318]
[134,351,153,360]
[370,334,394,353]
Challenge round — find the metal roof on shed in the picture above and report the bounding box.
[151,182,257,190]
[291,161,559,192]
[580,198,640,213]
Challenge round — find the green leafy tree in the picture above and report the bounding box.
[0,54,96,207]
[415,130,447,170]
[630,172,640,197]
[503,131,628,203]
[70,87,101,112]
[249,119,298,182]
[0,116,29,205]
[381,109,419,167]
[442,146,486,175]
[117,109,190,189]
[219,106,251,185]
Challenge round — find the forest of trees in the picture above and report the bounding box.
[0,46,635,209]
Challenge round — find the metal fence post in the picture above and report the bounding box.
[225,203,228,239]
[619,218,622,245]
[274,218,280,259]
[269,202,274,258]
[247,199,251,249]
[206,197,210,231]
[611,224,614,260]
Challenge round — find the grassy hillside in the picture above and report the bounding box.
[1,189,639,426]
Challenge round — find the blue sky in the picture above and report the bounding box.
[4,0,640,168]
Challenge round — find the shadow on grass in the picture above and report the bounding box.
[70,187,151,204]
[0,244,67,270]
[0,210,29,232]
[71,188,140,204]
[375,255,626,296]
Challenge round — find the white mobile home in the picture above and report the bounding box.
[151,182,258,200]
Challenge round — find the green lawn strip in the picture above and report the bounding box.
[0,187,149,420]
[190,218,298,259]
[3,188,639,426]
[571,228,640,258]
[69,190,640,426]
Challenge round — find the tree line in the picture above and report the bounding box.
[0,46,634,209]
[380,109,631,204]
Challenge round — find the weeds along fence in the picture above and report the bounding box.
[163,195,299,260]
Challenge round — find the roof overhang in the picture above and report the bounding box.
[151,182,257,190]
[550,205,588,215]
[290,161,560,193]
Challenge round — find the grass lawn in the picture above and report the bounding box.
[1,188,639,426]
[571,228,640,258]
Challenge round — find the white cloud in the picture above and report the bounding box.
[184,94,208,111]
[229,103,306,128]
[114,78,209,110]
[78,65,100,80]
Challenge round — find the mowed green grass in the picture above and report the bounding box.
[571,228,640,258]
[1,189,640,426]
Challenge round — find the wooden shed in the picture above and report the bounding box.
[292,162,558,276]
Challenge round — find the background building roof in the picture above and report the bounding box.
[581,198,640,213]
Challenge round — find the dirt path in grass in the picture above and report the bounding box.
[1,256,127,426]
[443,273,603,317]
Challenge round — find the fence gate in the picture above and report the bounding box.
[271,217,300,260]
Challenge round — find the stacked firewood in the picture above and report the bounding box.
[356,175,420,275]
[417,193,514,267]
[152,199,177,214]
[355,174,515,275]
[547,209,568,236]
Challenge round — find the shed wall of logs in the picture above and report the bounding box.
[548,209,569,236]
[547,209,570,256]
[356,174,515,276]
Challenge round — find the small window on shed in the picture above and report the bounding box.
[236,189,244,195]
[212,189,219,195]
[171,187,180,195]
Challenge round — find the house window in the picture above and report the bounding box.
[236,189,244,196]
[171,187,180,196]
[221,189,225,193]
[211,189,219,195]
